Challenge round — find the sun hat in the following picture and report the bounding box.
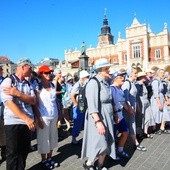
[145,69,155,74]
[67,76,74,82]
[38,65,54,74]
[94,58,112,69]
[112,71,126,79]
[137,71,146,78]
[79,70,89,79]
[17,58,33,66]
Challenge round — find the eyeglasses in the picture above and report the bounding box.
[43,72,51,75]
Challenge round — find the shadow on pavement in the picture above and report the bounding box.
[104,136,136,169]
[27,132,137,169]
[27,138,82,170]
[55,138,82,162]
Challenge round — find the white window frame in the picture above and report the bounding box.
[132,44,141,58]
[155,49,161,59]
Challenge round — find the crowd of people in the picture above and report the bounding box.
[0,57,170,170]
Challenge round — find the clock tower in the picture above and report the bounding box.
[98,9,114,47]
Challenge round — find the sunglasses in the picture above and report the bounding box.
[43,72,51,75]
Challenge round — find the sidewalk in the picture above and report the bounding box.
[1,129,170,170]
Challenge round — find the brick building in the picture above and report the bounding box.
[64,13,170,73]
[0,56,16,77]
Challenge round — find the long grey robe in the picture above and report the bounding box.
[81,75,116,161]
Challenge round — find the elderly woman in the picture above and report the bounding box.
[150,69,167,134]
[135,72,155,138]
[35,65,59,169]
[81,58,116,170]
[122,67,146,151]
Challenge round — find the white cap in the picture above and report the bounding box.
[79,70,89,79]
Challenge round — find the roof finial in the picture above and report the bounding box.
[104,8,107,19]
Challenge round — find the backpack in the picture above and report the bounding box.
[145,82,153,100]
[30,77,41,91]
[135,83,143,97]
[78,76,101,113]
[125,79,132,92]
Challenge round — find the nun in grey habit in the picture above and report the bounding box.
[81,58,116,170]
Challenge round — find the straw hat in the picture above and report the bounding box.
[137,71,146,78]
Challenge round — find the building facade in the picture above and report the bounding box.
[0,56,16,77]
[64,14,170,73]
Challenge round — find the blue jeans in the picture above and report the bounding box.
[72,106,84,137]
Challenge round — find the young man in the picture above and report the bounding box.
[0,58,36,170]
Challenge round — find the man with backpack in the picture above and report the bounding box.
[70,70,89,145]
[0,58,36,170]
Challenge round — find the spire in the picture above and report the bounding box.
[131,13,141,27]
[101,8,111,35]
[104,8,107,19]
[164,22,168,29]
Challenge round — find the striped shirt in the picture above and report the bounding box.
[0,75,35,125]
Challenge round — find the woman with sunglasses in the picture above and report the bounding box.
[35,65,59,170]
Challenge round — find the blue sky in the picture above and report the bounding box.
[0,0,170,64]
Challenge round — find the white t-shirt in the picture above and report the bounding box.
[37,83,58,119]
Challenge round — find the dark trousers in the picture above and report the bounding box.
[5,124,31,170]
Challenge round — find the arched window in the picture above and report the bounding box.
[155,49,161,59]
[132,44,141,58]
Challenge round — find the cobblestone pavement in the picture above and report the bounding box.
[1,128,170,170]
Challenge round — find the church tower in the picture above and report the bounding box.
[98,9,114,46]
